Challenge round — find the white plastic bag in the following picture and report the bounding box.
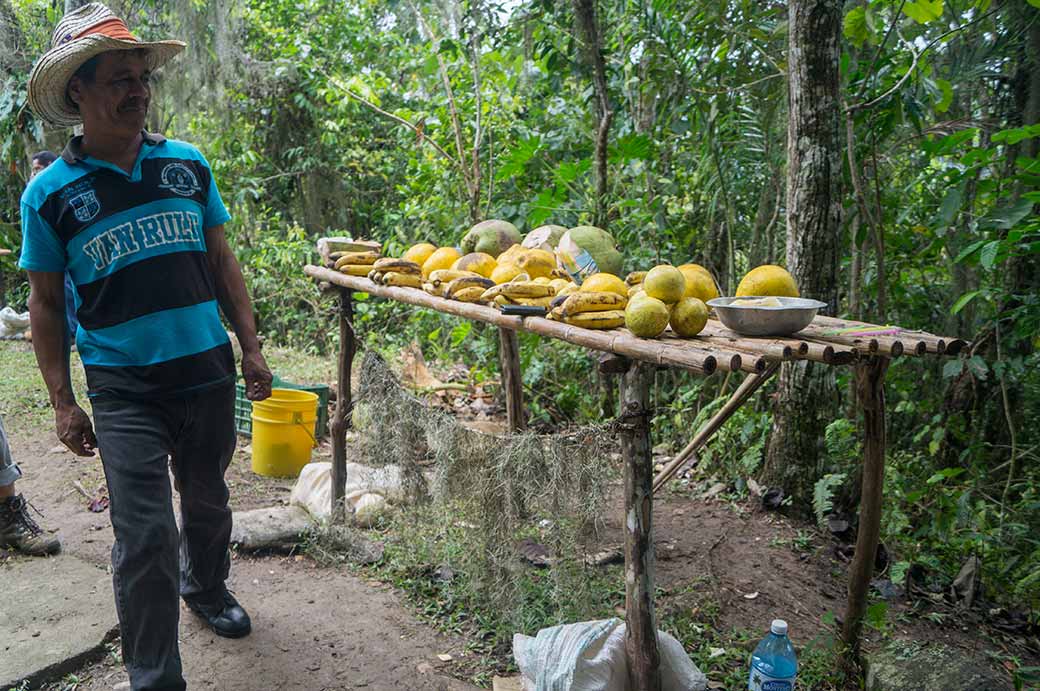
[289,461,403,522]
[0,306,30,338]
[513,618,706,691]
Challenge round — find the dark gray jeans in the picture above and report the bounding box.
[92,383,237,691]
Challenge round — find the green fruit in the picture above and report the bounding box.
[461,220,522,258]
[670,298,708,337]
[556,226,623,279]
[643,265,686,304]
[625,295,671,338]
[522,224,568,252]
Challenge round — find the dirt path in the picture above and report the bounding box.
[3,429,479,691]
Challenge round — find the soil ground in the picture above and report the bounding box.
[1,341,1035,690]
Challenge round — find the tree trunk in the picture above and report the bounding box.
[572,0,613,229]
[760,0,842,506]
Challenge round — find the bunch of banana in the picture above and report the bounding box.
[334,250,382,276]
[563,310,626,329]
[381,272,423,288]
[372,258,422,275]
[445,275,495,303]
[424,269,481,297]
[625,271,647,286]
[480,280,555,303]
[559,291,628,319]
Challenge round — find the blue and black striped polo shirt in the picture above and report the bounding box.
[19,131,235,399]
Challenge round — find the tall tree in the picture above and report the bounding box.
[572,0,612,229]
[759,0,842,505]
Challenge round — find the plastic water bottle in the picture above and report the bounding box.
[747,619,798,691]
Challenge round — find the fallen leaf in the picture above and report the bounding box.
[437,653,454,662]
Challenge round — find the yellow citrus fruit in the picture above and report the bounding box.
[735,265,799,297]
[490,263,523,284]
[643,265,686,304]
[670,298,709,337]
[580,272,628,297]
[403,243,437,267]
[421,247,462,279]
[677,264,719,303]
[625,295,671,338]
[497,243,525,266]
[515,248,557,279]
[451,252,498,278]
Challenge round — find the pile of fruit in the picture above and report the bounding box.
[329,220,800,341]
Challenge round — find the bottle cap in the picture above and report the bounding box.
[771,619,788,636]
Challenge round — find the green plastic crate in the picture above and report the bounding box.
[234,375,329,439]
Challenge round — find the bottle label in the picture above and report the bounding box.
[748,669,795,691]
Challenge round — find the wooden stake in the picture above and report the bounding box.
[652,362,781,493]
[842,356,889,666]
[619,361,662,691]
[498,327,525,432]
[330,287,355,522]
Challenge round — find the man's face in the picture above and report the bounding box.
[68,51,151,138]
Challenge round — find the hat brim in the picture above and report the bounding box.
[27,35,185,127]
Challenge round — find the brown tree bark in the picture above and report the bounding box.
[572,0,613,229]
[760,0,842,506]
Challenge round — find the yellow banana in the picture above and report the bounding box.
[560,291,628,317]
[334,251,380,269]
[430,269,480,286]
[367,270,384,283]
[339,265,373,277]
[557,283,579,297]
[514,296,555,309]
[493,295,514,306]
[564,310,626,329]
[372,258,422,275]
[383,272,422,289]
[452,286,488,303]
[445,276,495,298]
[423,282,441,296]
[499,281,555,299]
[625,271,647,286]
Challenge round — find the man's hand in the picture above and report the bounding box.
[55,402,97,456]
[242,349,273,401]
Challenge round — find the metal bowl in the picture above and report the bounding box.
[707,296,827,336]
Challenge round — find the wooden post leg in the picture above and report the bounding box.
[330,288,355,522]
[842,356,889,665]
[498,327,525,432]
[619,361,662,691]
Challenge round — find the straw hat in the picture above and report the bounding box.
[27,3,185,127]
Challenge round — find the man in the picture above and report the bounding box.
[21,4,272,690]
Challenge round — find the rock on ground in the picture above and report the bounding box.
[0,554,117,689]
[865,641,1012,691]
[230,505,315,551]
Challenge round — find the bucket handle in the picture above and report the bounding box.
[291,411,318,448]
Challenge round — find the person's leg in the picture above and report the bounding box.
[0,414,60,555]
[171,383,249,637]
[92,398,186,691]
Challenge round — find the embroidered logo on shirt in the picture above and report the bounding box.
[69,190,101,222]
[158,163,202,196]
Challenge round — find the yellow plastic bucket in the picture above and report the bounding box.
[251,388,319,478]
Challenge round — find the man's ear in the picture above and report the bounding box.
[67,77,83,108]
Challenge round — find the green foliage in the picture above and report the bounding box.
[813,473,846,528]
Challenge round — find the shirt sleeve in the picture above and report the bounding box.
[197,151,231,229]
[18,202,66,272]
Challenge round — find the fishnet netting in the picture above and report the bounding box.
[355,350,622,625]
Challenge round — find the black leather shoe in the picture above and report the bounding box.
[184,588,252,638]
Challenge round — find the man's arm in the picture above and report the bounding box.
[26,270,96,455]
[204,225,272,401]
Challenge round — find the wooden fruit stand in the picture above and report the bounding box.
[303,259,966,689]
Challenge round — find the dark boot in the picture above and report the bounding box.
[183,587,251,638]
[0,494,61,556]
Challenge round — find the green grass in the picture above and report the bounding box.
[0,342,89,432]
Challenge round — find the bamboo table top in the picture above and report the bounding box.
[305,264,968,377]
